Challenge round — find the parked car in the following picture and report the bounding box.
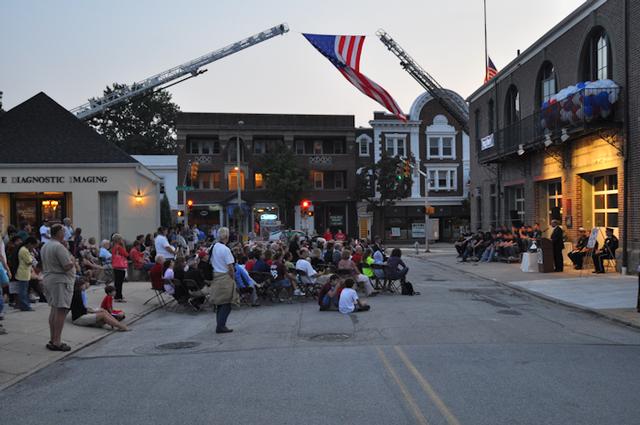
[268,229,307,242]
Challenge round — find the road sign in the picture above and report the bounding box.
[176,186,194,191]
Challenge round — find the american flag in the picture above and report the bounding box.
[303,33,406,120]
[485,56,498,83]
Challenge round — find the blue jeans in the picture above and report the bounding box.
[17,280,31,311]
[0,286,4,315]
[216,303,231,330]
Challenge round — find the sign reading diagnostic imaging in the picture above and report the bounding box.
[0,176,109,184]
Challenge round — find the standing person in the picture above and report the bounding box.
[550,219,564,272]
[0,214,11,327]
[154,227,176,261]
[71,227,83,258]
[41,224,76,351]
[62,218,74,247]
[289,234,300,262]
[334,229,346,242]
[110,234,129,302]
[16,237,39,311]
[323,228,333,241]
[210,227,237,334]
[39,219,51,244]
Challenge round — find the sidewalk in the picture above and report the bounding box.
[0,280,161,390]
[408,244,640,328]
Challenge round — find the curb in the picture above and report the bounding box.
[0,299,163,392]
[409,254,640,332]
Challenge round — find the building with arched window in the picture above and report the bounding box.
[468,0,639,274]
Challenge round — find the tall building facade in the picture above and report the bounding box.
[468,0,639,272]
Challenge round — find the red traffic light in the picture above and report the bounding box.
[187,199,194,210]
[301,200,311,209]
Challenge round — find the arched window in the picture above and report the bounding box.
[581,27,612,81]
[538,61,557,106]
[504,86,520,126]
[488,99,495,133]
[227,137,245,163]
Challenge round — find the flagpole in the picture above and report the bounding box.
[484,0,488,79]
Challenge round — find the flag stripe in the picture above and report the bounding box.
[354,36,365,72]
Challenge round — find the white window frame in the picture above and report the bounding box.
[425,166,457,191]
[384,133,407,157]
[593,173,618,228]
[425,115,457,160]
[547,181,563,223]
[357,134,372,157]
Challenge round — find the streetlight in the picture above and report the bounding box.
[237,120,244,237]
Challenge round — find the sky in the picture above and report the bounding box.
[1,0,585,126]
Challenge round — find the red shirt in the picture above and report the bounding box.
[149,263,163,290]
[130,247,144,269]
[101,294,113,312]
[335,232,346,241]
[351,253,363,265]
[245,259,256,272]
[323,231,333,241]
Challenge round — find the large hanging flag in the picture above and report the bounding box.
[303,33,406,120]
[484,56,498,83]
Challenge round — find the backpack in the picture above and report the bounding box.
[401,281,415,296]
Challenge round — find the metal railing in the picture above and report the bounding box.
[479,87,621,163]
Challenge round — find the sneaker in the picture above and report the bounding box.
[293,289,305,296]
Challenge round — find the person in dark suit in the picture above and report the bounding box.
[592,228,618,274]
[550,219,564,272]
[568,227,590,269]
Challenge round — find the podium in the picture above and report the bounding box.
[537,238,555,273]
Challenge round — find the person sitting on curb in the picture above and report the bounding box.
[338,278,370,314]
[70,279,129,331]
[100,285,125,321]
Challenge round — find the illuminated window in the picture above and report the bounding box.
[195,171,221,190]
[593,174,618,228]
[228,169,245,191]
[547,181,563,223]
[312,171,324,189]
[254,173,264,190]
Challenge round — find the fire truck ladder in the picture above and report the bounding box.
[70,23,289,120]
[376,29,469,132]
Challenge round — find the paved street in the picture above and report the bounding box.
[3,255,640,425]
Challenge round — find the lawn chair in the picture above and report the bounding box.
[144,264,167,307]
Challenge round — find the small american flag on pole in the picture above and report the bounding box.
[303,33,406,120]
[485,56,498,83]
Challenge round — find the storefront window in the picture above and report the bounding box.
[12,192,66,227]
[593,174,618,228]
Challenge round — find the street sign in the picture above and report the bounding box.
[176,185,194,191]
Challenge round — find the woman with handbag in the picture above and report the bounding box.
[110,234,129,302]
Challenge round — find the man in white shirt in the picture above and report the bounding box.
[39,220,51,244]
[210,227,236,334]
[154,227,176,260]
[62,217,74,242]
[338,279,370,314]
[295,248,318,285]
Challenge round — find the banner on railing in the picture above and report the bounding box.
[481,134,495,150]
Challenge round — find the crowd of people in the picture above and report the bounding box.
[0,213,412,343]
[454,220,619,274]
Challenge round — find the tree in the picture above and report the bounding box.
[88,83,180,154]
[355,152,413,239]
[260,143,310,227]
[160,193,172,228]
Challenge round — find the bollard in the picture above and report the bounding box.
[414,241,419,255]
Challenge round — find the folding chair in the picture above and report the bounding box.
[144,264,167,307]
[382,267,401,294]
[370,264,386,291]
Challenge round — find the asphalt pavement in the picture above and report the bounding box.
[3,255,640,425]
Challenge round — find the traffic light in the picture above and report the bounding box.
[403,160,411,178]
[187,199,194,211]
[189,162,199,182]
[177,210,184,217]
[301,199,312,215]
[396,161,403,181]
[306,210,314,217]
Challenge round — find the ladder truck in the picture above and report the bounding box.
[70,23,289,120]
[376,29,469,133]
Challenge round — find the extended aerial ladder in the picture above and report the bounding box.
[376,29,469,133]
[70,23,289,120]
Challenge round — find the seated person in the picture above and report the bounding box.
[568,227,590,269]
[295,248,319,285]
[162,259,176,296]
[270,252,294,298]
[361,248,375,280]
[100,285,125,321]
[454,233,473,257]
[386,248,409,283]
[70,278,128,331]
[149,255,165,292]
[197,251,214,282]
[235,262,259,307]
[80,249,105,283]
[372,248,385,280]
[172,257,206,310]
[318,274,342,311]
[98,240,112,266]
[592,227,618,274]
[337,250,376,296]
[338,279,370,314]
[310,248,325,270]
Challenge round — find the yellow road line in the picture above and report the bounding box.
[376,347,430,425]
[394,346,462,425]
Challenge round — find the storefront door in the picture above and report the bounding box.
[10,192,67,228]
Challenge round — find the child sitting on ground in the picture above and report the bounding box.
[100,285,125,321]
[338,278,370,314]
[318,274,342,311]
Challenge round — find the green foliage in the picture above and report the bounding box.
[160,193,172,228]
[88,83,180,154]
[260,143,310,226]
[355,152,413,209]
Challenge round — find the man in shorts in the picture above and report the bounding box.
[41,224,76,351]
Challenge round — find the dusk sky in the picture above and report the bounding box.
[1,0,584,125]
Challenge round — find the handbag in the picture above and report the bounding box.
[112,246,128,269]
[0,263,9,285]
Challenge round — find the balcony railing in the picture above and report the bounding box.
[479,87,621,163]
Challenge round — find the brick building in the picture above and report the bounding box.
[359,91,470,242]
[176,112,358,237]
[468,0,638,272]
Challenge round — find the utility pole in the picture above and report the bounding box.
[236,120,244,238]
